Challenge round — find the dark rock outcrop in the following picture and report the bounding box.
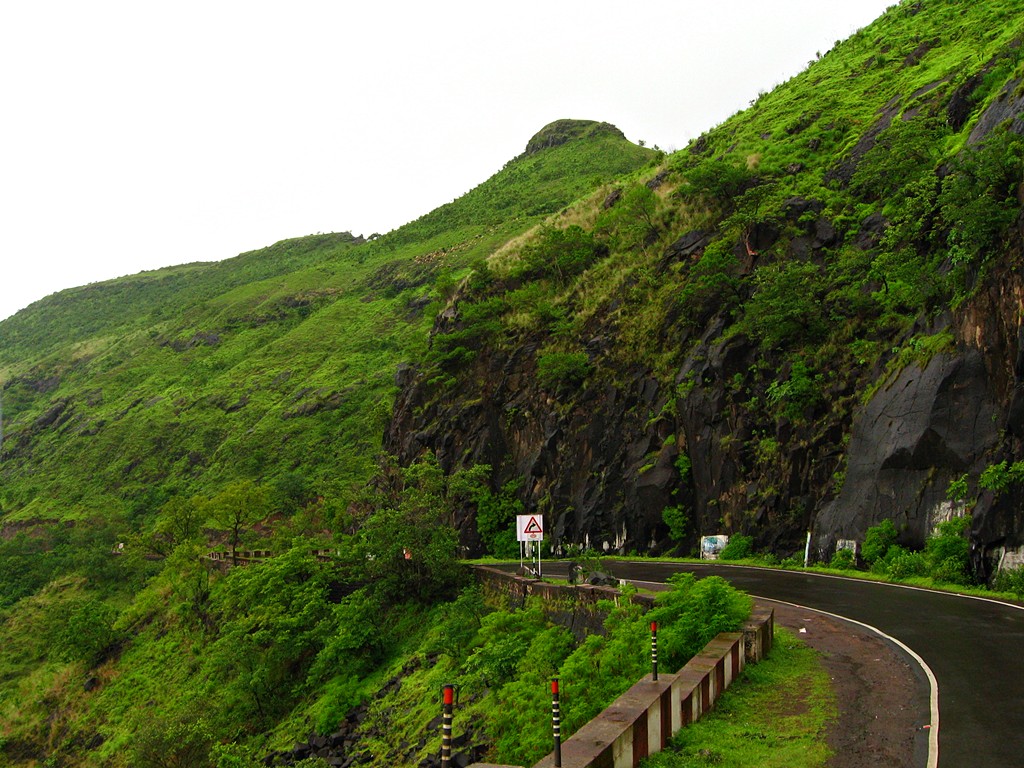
[387,308,842,558]
[818,266,1024,566]
[816,350,999,552]
[968,78,1024,145]
[663,230,711,263]
[386,205,1024,569]
[387,348,679,553]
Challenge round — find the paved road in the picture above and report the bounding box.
[574,560,1024,768]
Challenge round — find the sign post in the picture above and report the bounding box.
[516,515,544,577]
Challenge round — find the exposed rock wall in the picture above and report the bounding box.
[387,317,846,558]
[815,350,1000,550]
[388,348,680,554]
[817,264,1024,567]
[388,243,1024,570]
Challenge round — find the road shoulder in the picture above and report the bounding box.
[768,601,930,768]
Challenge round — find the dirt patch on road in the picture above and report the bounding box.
[768,601,931,768]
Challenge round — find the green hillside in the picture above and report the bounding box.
[0,124,654,524]
[2,0,1024,764]
[0,120,656,767]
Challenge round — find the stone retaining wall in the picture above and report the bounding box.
[202,549,338,573]
[472,565,655,641]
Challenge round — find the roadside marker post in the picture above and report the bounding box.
[651,621,659,681]
[551,678,562,767]
[441,684,454,768]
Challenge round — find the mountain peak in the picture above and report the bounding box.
[524,119,626,155]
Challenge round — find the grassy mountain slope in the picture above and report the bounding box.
[0,125,655,523]
[0,122,655,766]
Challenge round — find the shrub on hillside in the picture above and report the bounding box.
[678,156,755,205]
[464,606,551,688]
[931,557,969,585]
[53,598,121,666]
[992,566,1024,597]
[829,547,857,570]
[765,360,824,421]
[744,262,828,349]
[536,350,591,391]
[862,519,898,567]
[485,620,575,764]
[662,505,688,543]
[719,534,754,560]
[979,460,1024,493]
[677,238,743,327]
[130,713,213,768]
[649,573,752,671]
[475,479,524,558]
[939,128,1024,276]
[514,225,605,282]
[0,533,55,608]
[926,515,972,584]
[884,547,928,580]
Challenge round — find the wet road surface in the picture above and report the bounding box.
[584,560,1024,768]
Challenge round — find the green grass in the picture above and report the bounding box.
[641,628,836,768]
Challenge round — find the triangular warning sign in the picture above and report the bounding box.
[524,516,543,534]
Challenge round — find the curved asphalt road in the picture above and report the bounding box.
[580,560,1024,768]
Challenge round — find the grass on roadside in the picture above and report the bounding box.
[641,627,836,768]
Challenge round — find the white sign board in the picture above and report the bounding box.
[700,535,729,560]
[836,538,859,554]
[516,515,544,542]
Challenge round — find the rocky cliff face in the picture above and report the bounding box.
[819,260,1024,573]
[386,205,877,560]
[388,249,1024,571]
[817,348,1000,550]
[388,346,679,554]
[386,157,1024,573]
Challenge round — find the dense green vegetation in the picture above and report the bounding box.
[0,452,479,766]
[0,537,750,767]
[0,122,655,764]
[3,0,1024,764]
[350,573,750,767]
[829,515,974,585]
[0,124,654,527]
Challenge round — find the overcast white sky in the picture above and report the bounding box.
[0,1,896,322]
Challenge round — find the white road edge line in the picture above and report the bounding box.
[624,578,940,768]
